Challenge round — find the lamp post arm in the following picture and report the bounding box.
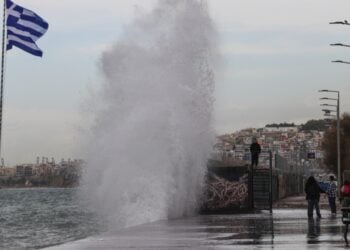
[332,60,350,64]
[330,20,350,25]
[330,43,350,47]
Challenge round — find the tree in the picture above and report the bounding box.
[322,113,350,174]
[300,119,327,131]
[265,122,295,127]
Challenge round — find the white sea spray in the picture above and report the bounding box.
[81,0,218,228]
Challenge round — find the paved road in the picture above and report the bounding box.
[45,208,348,250]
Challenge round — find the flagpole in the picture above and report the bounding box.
[0,0,6,162]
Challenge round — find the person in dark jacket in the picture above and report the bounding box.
[250,137,261,167]
[305,176,324,218]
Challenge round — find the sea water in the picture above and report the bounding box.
[0,188,103,249]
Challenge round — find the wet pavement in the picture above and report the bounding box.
[44,208,349,249]
[273,195,336,209]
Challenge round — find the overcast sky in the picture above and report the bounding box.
[2,0,350,165]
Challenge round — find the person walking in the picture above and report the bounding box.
[250,137,261,167]
[340,180,350,242]
[326,175,337,215]
[305,176,323,219]
[341,180,350,207]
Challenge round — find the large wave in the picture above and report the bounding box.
[81,0,218,228]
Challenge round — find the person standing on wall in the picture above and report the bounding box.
[326,175,337,215]
[249,137,261,209]
[250,137,261,167]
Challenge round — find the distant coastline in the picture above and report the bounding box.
[0,159,82,189]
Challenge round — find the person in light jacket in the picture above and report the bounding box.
[326,175,337,214]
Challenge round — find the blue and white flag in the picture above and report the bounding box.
[6,0,48,57]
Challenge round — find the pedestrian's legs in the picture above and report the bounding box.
[251,155,259,166]
[328,197,336,213]
[315,200,321,218]
[308,199,314,218]
[345,223,349,244]
[328,196,332,211]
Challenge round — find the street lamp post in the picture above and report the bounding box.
[319,90,341,196]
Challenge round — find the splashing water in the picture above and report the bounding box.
[81,0,218,228]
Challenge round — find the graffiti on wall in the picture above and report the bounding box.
[205,173,249,210]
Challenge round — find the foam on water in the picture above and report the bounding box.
[81,0,218,228]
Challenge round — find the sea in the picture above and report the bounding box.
[0,188,103,249]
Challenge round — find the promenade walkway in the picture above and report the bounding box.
[46,204,347,249]
[273,194,339,209]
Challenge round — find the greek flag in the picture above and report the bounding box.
[6,0,48,57]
